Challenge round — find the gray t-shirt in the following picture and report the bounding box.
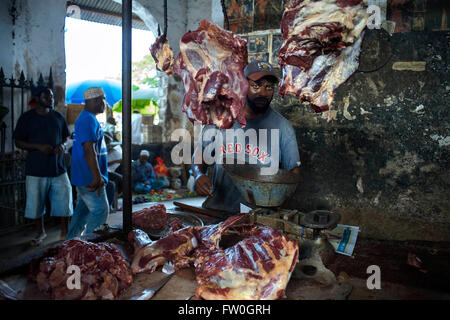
[200,107,300,214]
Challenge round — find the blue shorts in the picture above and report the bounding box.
[25,173,73,219]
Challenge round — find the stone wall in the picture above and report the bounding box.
[209,0,449,241]
[276,29,449,241]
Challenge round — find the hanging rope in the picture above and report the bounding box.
[221,0,230,31]
[163,0,168,40]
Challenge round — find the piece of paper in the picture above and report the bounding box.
[240,203,252,213]
[326,224,360,256]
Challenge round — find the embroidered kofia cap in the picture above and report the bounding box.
[83,87,105,101]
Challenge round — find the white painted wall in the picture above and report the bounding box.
[0,0,219,148]
[187,0,213,31]
[0,1,14,77]
[0,0,66,153]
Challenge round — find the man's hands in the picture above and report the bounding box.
[83,141,104,195]
[15,141,66,155]
[53,144,65,155]
[86,174,105,196]
[194,174,213,196]
[36,144,54,155]
[36,144,65,155]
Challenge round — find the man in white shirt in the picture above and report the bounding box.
[131,110,143,145]
[104,132,122,208]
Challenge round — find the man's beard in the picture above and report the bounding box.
[247,96,271,114]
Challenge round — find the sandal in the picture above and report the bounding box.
[30,233,47,247]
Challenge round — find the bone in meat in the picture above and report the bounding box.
[173,20,248,129]
[129,214,299,300]
[129,227,198,274]
[150,35,174,76]
[278,0,368,112]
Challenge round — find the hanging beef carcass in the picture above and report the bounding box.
[150,35,175,76]
[278,0,368,113]
[173,19,249,129]
[30,239,133,300]
[129,214,299,300]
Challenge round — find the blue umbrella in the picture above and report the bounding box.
[66,79,122,106]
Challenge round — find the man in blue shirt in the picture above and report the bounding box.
[192,61,301,214]
[13,86,72,245]
[66,87,109,239]
[132,150,165,193]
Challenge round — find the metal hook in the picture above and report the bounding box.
[221,0,230,31]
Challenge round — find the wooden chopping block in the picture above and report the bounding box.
[152,268,197,300]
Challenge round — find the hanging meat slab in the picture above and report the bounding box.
[173,19,249,129]
[150,35,175,76]
[278,0,369,113]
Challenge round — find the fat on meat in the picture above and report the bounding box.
[128,214,299,300]
[278,0,369,113]
[150,35,174,76]
[30,239,133,300]
[132,204,168,231]
[173,19,249,129]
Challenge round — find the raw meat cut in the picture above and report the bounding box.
[30,239,133,300]
[278,0,368,113]
[150,35,174,76]
[173,19,249,129]
[132,204,167,231]
[129,214,299,300]
[129,227,198,274]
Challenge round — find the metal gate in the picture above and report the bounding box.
[0,67,53,231]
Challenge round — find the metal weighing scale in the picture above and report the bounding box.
[223,163,345,288]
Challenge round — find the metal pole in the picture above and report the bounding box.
[122,0,132,235]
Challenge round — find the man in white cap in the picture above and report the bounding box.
[132,149,165,193]
[67,87,110,239]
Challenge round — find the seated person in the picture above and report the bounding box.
[132,150,165,193]
[103,116,118,141]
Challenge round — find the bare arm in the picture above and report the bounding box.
[15,140,53,154]
[83,141,104,193]
[53,137,69,155]
[192,145,212,196]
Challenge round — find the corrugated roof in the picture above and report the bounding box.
[67,0,149,30]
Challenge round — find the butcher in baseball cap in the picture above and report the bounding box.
[244,60,278,82]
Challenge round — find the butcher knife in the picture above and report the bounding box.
[173,201,226,220]
[132,273,174,300]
